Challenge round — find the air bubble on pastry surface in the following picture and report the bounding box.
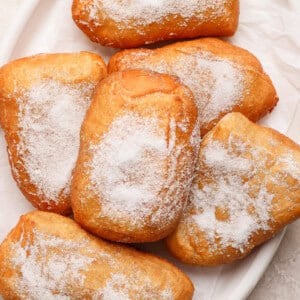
[17,80,94,203]
[88,0,228,28]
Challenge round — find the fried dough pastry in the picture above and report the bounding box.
[109,38,278,136]
[0,52,107,215]
[0,211,194,299]
[166,112,300,266]
[72,0,239,48]
[71,69,200,243]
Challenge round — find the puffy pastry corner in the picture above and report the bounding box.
[0,211,194,299]
[0,52,107,215]
[166,112,300,266]
[71,0,239,48]
[71,69,201,243]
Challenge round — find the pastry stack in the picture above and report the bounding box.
[0,1,299,299]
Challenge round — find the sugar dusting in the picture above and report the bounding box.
[89,113,197,228]
[118,50,244,127]
[88,0,228,27]
[99,273,173,300]
[11,229,95,299]
[10,221,174,299]
[279,152,300,181]
[189,136,275,251]
[17,80,94,203]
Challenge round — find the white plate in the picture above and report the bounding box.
[0,1,299,299]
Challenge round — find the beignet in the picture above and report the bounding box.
[166,112,300,266]
[109,38,278,136]
[0,52,107,214]
[72,0,239,48]
[0,211,194,299]
[71,69,200,243]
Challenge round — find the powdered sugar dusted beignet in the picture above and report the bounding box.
[72,0,239,48]
[166,112,300,266]
[71,69,200,243]
[0,211,194,299]
[0,53,107,214]
[109,38,278,136]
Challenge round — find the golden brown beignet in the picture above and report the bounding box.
[166,112,300,266]
[109,38,278,136]
[71,69,200,243]
[72,0,239,48]
[0,211,194,299]
[0,52,107,215]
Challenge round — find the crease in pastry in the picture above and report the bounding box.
[166,112,300,265]
[0,211,193,299]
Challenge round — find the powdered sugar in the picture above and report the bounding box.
[11,229,95,299]
[9,218,174,299]
[189,137,274,251]
[89,0,227,27]
[89,112,195,228]
[17,80,94,202]
[203,139,252,173]
[279,152,300,181]
[118,50,244,127]
[100,273,173,300]
[90,113,169,222]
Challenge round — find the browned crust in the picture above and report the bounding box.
[166,112,300,266]
[0,52,107,215]
[108,38,278,136]
[72,0,239,48]
[71,69,198,243]
[0,210,194,299]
